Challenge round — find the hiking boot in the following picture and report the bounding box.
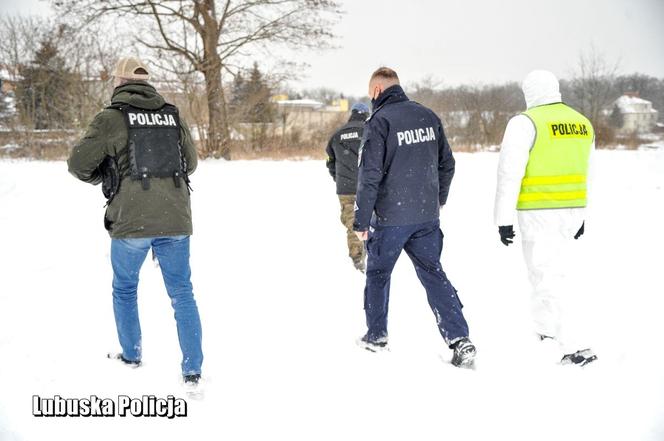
[107,352,141,368]
[561,349,597,367]
[357,334,388,352]
[450,337,476,368]
[184,374,201,385]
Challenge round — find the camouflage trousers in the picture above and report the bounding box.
[338,194,366,265]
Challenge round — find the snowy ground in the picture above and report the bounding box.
[1,150,663,441]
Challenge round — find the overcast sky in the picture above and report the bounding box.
[2,0,663,96]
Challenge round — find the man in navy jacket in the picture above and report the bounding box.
[326,103,370,272]
[353,67,476,367]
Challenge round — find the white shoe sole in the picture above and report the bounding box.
[356,338,389,353]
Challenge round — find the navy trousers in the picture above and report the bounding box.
[364,220,469,345]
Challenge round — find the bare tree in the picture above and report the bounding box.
[53,0,341,159]
[0,14,125,127]
[408,81,523,149]
[567,46,620,124]
[61,27,124,126]
[0,15,48,74]
[159,56,210,147]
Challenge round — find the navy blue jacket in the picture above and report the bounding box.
[353,85,455,231]
[325,111,366,195]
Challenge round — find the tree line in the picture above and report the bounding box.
[407,59,664,149]
[1,6,662,158]
[1,1,341,159]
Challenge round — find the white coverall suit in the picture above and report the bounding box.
[494,71,593,354]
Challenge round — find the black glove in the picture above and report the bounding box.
[574,221,585,240]
[498,225,515,246]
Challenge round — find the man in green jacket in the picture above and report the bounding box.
[68,57,203,388]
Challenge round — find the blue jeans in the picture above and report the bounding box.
[364,220,469,345]
[111,235,203,375]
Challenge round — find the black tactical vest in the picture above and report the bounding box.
[107,103,189,192]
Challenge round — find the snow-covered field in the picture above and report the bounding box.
[1,150,663,441]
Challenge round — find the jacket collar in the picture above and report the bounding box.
[372,84,408,111]
[349,110,369,123]
[111,81,155,98]
[110,81,165,110]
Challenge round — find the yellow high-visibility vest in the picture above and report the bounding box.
[517,103,593,210]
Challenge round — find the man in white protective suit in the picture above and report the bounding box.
[494,70,597,367]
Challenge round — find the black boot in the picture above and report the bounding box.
[357,334,388,352]
[450,338,476,368]
[184,374,201,385]
[107,352,141,368]
[561,349,597,367]
[183,374,204,399]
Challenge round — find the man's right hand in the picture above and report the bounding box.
[498,225,515,246]
[355,231,368,241]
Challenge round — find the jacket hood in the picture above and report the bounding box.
[522,70,562,109]
[111,82,166,110]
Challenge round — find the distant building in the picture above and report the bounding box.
[274,98,325,112]
[611,94,659,134]
[270,94,289,102]
[261,95,347,136]
[271,96,349,113]
[327,98,349,112]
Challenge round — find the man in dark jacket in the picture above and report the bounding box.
[326,102,370,272]
[67,57,203,388]
[353,67,476,367]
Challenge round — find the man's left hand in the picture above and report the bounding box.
[498,225,515,246]
[355,231,368,241]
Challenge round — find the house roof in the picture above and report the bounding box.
[615,95,657,114]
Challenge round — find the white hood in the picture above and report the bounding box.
[522,70,562,109]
